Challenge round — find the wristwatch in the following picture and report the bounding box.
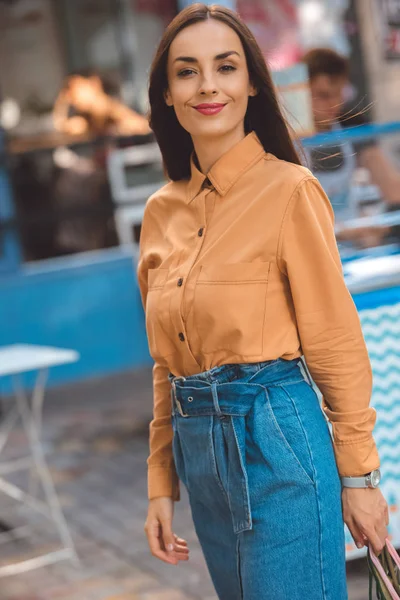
[341,468,381,488]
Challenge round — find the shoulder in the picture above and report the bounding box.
[144,179,188,218]
[262,153,314,190]
[260,154,333,219]
[255,153,321,208]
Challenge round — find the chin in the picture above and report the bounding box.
[184,123,228,138]
[190,118,244,139]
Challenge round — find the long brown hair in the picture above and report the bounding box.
[148,3,302,181]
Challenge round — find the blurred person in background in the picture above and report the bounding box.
[137,4,388,599]
[302,48,400,210]
[50,73,152,256]
[302,47,400,246]
[53,73,150,137]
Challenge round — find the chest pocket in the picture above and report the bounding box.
[146,268,175,360]
[193,262,270,357]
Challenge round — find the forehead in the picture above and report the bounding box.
[168,19,243,61]
[310,74,346,94]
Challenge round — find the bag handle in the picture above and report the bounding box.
[368,540,400,600]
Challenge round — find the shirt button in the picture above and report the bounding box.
[177,278,183,287]
[178,332,185,342]
[198,228,204,237]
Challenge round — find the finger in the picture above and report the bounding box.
[159,536,189,562]
[174,543,190,556]
[345,518,366,549]
[366,528,386,555]
[174,534,188,546]
[160,517,176,555]
[147,523,178,565]
[375,523,389,551]
[158,543,189,562]
[172,548,190,561]
[385,505,390,527]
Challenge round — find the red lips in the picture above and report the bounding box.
[194,103,226,109]
[193,103,226,115]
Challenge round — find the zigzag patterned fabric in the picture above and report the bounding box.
[345,301,400,556]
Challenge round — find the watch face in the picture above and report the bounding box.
[371,469,381,487]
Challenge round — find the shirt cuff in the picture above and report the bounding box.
[148,465,180,501]
[331,436,380,477]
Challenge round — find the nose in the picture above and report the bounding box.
[198,74,218,96]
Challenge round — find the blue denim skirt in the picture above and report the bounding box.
[168,358,348,600]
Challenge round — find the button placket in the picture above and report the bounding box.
[170,188,209,369]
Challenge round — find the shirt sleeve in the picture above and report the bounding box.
[136,204,180,501]
[277,176,380,477]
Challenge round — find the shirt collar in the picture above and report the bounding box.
[186,130,266,203]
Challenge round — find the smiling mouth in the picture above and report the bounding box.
[193,103,227,115]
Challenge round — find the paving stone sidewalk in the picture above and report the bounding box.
[0,367,371,599]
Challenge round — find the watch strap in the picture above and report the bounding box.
[341,475,369,488]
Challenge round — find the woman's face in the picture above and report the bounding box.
[165,19,256,140]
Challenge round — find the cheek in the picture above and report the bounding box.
[224,77,251,110]
[168,78,190,104]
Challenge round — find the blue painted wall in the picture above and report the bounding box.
[0,130,21,275]
[0,247,151,393]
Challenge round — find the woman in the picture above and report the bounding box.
[137,4,389,599]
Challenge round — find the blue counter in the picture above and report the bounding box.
[0,247,151,393]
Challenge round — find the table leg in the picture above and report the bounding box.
[12,373,79,568]
[28,369,48,499]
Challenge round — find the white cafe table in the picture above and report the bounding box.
[0,344,80,577]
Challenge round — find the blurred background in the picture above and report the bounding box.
[0,1,399,599]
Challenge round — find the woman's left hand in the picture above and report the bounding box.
[342,487,389,554]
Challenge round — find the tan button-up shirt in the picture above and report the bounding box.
[137,131,380,501]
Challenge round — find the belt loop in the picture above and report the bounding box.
[171,376,188,417]
[211,382,221,415]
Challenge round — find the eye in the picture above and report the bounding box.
[177,68,196,78]
[219,64,236,73]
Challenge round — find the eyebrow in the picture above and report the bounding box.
[173,50,240,64]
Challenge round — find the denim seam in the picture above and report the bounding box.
[175,409,248,417]
[312,461,329,600]
[264,386,315,487]
[274,378,305,386]
[246,359,281,382]
[236,534,244,599]
[172,430,187,488]
[208,417,230,504]
[211,382,222,415]
[281,384,317,485]
[231,417,252,533]
[280,384,328,599]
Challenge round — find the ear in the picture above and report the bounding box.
[164,88,173,107]
[248,82,258,97]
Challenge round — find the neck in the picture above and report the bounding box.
[192,126,246,174]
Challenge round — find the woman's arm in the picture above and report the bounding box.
[277,176,380,477]
[136,202,180,502]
